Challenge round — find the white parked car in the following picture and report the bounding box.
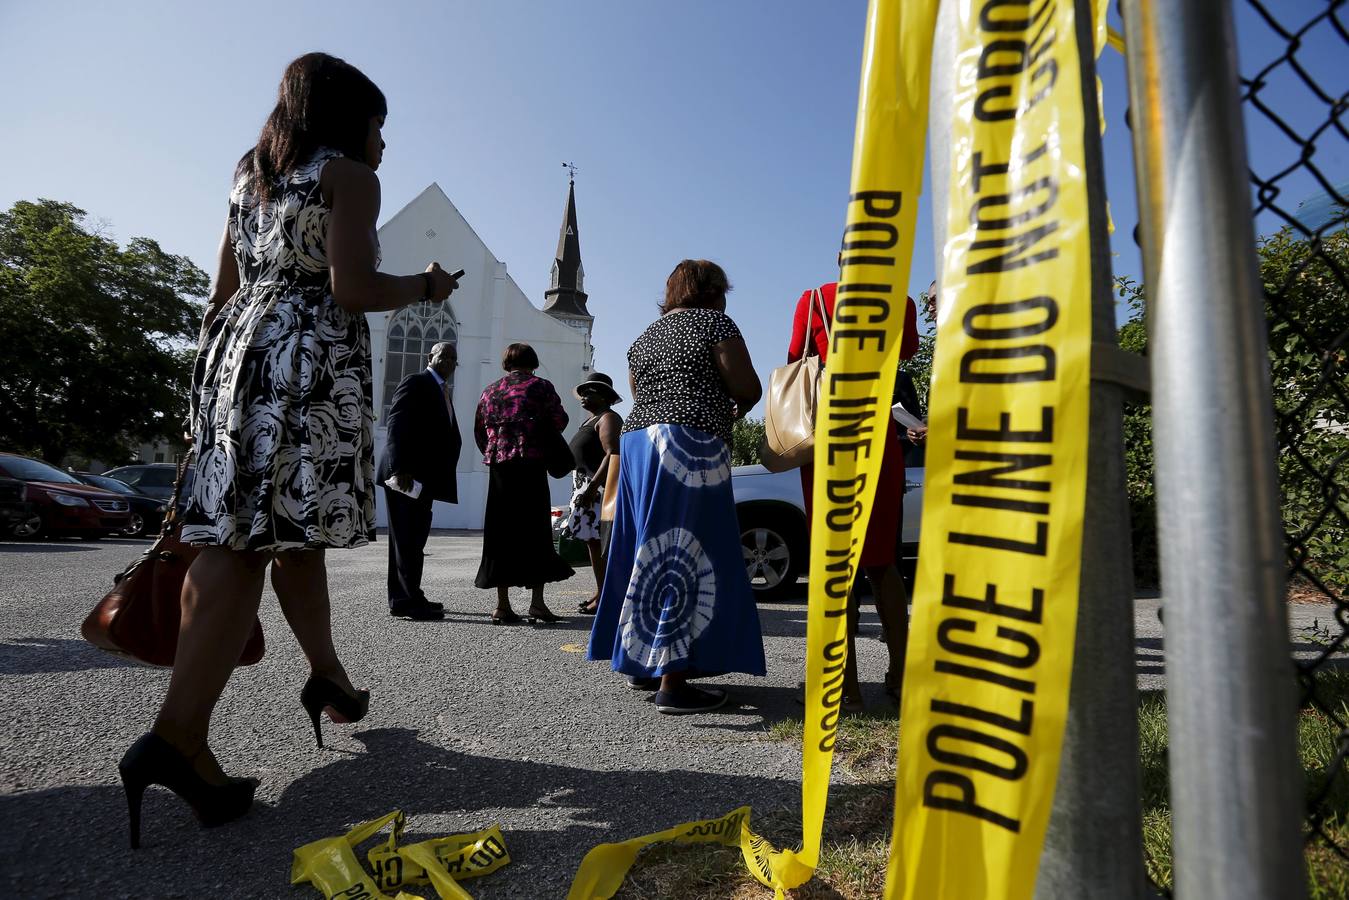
[732,443,925,601]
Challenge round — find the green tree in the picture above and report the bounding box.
[730,417,766,467]
[1115,229,1348,590]
[1115,275,1161,585]
[0,199,205,462]
[1260,227,1349,592]
[902,290,938,414]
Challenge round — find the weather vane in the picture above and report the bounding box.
[562,161,579,182]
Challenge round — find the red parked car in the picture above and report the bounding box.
[0,453,131,540]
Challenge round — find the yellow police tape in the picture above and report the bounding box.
[565,2,940,897]
[313,2,1104,896]
[292,810,510,900]
[1106,24,1125,55]
[568,0,1096,892]
[884,0,1095,895]
[566,806,776,899]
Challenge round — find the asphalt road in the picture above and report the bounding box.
[0,533,1335,898]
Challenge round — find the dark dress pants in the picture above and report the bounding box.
[385,486,434,607]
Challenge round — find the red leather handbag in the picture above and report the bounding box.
[80,455,264,667]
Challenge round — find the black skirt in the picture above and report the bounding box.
[475,459,575,589]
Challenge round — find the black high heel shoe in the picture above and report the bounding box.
[118,732,257,849]
[300,674,370,749]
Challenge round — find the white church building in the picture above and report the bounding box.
[367,179,594,529]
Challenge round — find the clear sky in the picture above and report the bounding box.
[3,1,1341,417]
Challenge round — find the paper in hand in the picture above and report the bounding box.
[891,402,926,431]
[383,476,423,500]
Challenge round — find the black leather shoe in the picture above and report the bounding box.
[389,601,445,620]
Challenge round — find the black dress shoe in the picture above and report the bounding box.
[389,601,445,620]
[389,596,443,611]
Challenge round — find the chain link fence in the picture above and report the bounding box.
[1239,0,1349,878]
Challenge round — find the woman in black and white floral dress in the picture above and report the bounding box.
[118,53,463,848]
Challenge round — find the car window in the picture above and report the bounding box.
[0,456,84,484]
[106,468,141,485]
[82,474,136,494]
[139,468,176,488]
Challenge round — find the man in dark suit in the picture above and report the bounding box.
[377,342,462,620]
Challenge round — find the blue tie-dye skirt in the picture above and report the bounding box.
[587,424,766,678]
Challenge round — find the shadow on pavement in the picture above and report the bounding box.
[0,637,140,676]
[687,683,818,734]
[0,542,99,553]
[0,725,847,898]
[1135,637,1166,678]
[390,613,600,635]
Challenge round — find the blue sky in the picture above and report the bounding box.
[3,1,1341,417]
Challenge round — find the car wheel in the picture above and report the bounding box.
[124,512,147,537]
[738,508,803,602]
[10,512,44,540]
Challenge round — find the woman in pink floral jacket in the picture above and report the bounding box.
[473,342,574,622]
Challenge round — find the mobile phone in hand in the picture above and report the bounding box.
[447,268,465,281]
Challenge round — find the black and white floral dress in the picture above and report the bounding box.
[182,148,377,551]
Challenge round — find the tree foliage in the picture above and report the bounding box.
[1118,228,1348,590]
[904,239,1347,590]
[1260,227,1349,592]
[730,416,766,467]
[0,199,206,462]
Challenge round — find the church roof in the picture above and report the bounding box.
[542,179,592,319]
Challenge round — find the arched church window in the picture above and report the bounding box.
[549,260,561,291]
[381,301,459,421]
[576,261,585,293]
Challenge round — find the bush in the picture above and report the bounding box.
[1117,228,1349,591]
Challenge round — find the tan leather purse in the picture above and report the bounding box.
[761,288,830,472]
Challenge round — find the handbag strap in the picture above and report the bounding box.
[158,451,194,537]
[803,287,831,359]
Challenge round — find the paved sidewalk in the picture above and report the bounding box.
[0,534,1336,897]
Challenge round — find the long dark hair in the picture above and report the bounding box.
[238,53,387,202]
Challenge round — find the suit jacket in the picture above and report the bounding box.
[377,370,462,504]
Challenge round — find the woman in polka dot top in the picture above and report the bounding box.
[586,260,767,715]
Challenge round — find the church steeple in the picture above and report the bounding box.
[542,171,591,320]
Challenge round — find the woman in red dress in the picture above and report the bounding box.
[787,279,919,708]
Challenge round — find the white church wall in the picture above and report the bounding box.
[366,184,590,530]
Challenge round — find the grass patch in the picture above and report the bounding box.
[618,669,1349,899]
[1142,668,1349,899]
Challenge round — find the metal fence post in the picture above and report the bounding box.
[929,2,1148,896]
[1119,1,1307,897]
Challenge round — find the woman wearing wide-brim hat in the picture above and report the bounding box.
[563,372,623,615]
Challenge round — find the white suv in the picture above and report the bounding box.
[732,442,924,602]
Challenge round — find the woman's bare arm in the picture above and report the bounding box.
[200,223,239,337]
[584,410,623,498]
[712,337,762,417]
[323,158,456,313]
